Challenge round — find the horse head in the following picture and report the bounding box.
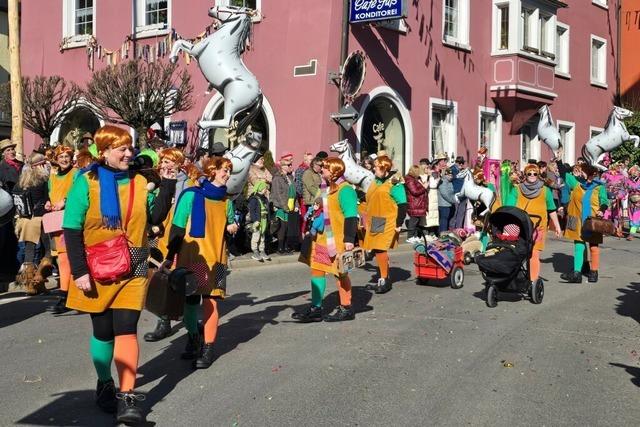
[330,139,351,156]
[614,106,634,121]
[208,5,248,22]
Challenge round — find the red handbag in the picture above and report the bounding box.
[85,179,135,282]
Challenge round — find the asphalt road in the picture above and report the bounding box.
[1,237,640,426]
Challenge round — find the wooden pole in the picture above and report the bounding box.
[8,0,23,160]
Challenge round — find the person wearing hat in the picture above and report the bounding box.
[271,152,297,254]
[248,154,272,195]
[76,132,94,152]
[62,125,174,424]
[432,152,449,172]
[502,163,562,284]
[0,139,22,192]
[46,145,80,314]
[247,179,271,262]
[362,155,407,294]
[210,141,228,157]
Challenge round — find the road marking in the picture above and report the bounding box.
[0,296,28,305]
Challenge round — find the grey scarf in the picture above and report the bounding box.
[519,179,544,199]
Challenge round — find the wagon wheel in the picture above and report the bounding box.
[531,278,544,304]
[486,285,498,308]
[450,267,464,289]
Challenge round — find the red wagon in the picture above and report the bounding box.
[414,245,465,289]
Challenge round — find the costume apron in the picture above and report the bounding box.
[310,182,348,277]
[363,180,398,251]
[48,168,77,253]
[565,183,603,245]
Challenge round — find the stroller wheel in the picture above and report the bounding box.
[486,285,498,308]
[531,279,544,304]
[463,253,473,265]
[450,267,464,289]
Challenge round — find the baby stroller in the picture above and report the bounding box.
[475,206,542,308]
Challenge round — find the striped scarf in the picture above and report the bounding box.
[321,178,337,257]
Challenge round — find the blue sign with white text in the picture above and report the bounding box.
[349,0,405,24]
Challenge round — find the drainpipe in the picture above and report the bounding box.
[338,0,350,140]
[616,0,622,106]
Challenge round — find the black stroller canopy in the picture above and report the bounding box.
[488,206,535,241]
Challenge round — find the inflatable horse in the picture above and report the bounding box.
[224,130,261,197]
[0,187,13,226]
[537,105,562,158]
[170,5,263,135]
[330,139,374,192]
[583,106,640,171]
[455,169,496,217]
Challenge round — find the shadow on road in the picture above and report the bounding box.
[615,282,640,325]
[0,295,62,329]
[541,252,574,273]
[610,362,640,388]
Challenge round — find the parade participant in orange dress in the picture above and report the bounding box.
[363,155,407,294]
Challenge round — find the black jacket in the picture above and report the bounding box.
[13,181,49,217]
[247,193,269,223]
[0,160,21,192]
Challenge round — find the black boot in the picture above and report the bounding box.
[116,392,146,425]
[587,270,599,283]
[47,294,70,314]
[291,305,323,323]
[560,271,582,283]
[143,318,172,342]
[194,343,216,369]
[581,260,591,276]
[95,379,117,414]
[323,305,355,322]
[374,278,392,294]
[181,333,201,360]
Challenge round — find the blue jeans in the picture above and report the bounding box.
[438,206,453,233]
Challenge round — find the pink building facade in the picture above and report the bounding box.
[20,0,618,170]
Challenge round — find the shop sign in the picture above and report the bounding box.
[349,0,406,24]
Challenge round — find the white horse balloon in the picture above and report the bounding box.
[224,130,261,197]
[330,139,374,192]
[537,105,562,158]
[455,169,496,217]
[170,5,263,134]
[0,187,14,226]
[582,106,640,171]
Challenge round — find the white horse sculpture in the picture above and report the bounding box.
[330,139,374,192]
[455,169,496,217]
[170,5,263,134]
[537,105,562,158]
[583,106,640,171]
[0,187,14,226]
[224,130,261,197]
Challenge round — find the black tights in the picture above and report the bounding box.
[90,309,141,341]
[277,219,288,250]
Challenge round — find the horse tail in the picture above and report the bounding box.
[235,94,263,136]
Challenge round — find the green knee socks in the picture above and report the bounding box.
[480,232,489,252]
[90,336,114,382]
[573,241,586,273]
[310,276,327,307]
[183,302,199,336]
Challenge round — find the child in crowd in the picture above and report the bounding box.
[247,180,271,262]
[305,197,324,236]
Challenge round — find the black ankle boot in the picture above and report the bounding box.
[323,305,355,322]
[143,318,172,342]
[560,271,582,283]
[374,278,392,294]
[47,295,70,314]
[291,305,323,323]
[587,270,599,283]
[194,343,216,369]
[116,392,145,425]
[181,333,201,359]
[95,379,117,414]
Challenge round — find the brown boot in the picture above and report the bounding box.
[15,263,36,289]
[25,277,47,295]
[33,257,54,284]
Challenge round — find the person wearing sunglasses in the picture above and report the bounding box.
[504,163,561,283]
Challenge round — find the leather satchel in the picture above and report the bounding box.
[583,216,615,236]
[85,179,135,282]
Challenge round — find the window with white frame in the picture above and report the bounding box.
[521,7,536,52]
[590,35,607,86]
[520,124,537,165]
[430,98,457,159]
[498,3,509,50]
[479,107,502,159]
[136,0,169,31]
[557,121,575,163]
[62,0,95,46]
[539,13,554,58]
[442,0,470,48]
[556,23,570,76]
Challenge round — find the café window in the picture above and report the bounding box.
[361,96,406,174]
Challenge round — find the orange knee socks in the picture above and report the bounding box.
[375,252,389,279]
[202,298,219,344]
[590,246,600,271]
[114,334,138,392]
[337,275,352,307]
[530,250,541,281]
[57,252,71,292]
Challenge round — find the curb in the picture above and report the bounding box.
[229,242,415,270]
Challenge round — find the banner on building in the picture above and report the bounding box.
[349,0,406,24]
[169,121,188,147]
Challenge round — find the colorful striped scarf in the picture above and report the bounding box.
[320,178,337,257]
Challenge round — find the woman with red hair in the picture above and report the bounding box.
[62,125,174,424]
[164,156,238,369]
[46,145,78,314]
[292,157,359,322]
[363,155,407,294]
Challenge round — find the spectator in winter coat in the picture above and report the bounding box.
[271,153,297,253]
[302,158,322,207]
[248,155,273,195]
[437,168,457,233]
[247,180,271,262]
[0,139,22,192]
[404,165,427,242]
